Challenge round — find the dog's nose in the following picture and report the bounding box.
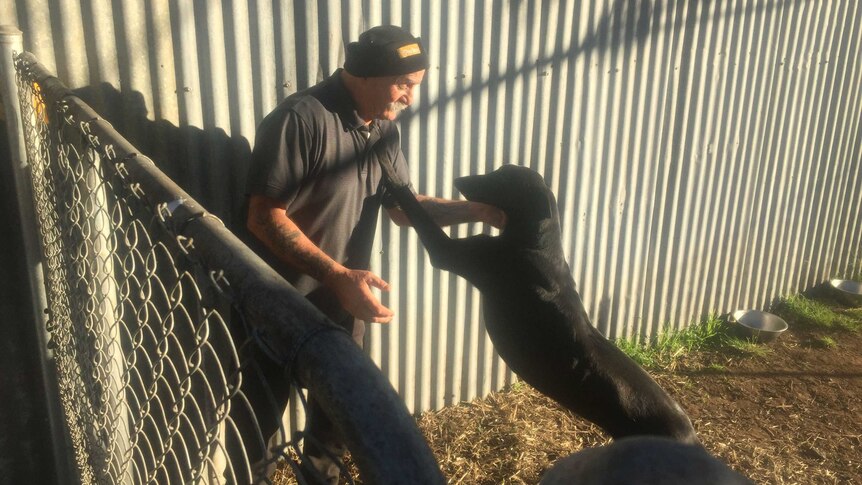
[453,174,486,203]
[453,175,473,194]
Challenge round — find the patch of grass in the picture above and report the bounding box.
[614,339,657,368]
[616,290,862,370]
[813,336,837,349]
[616,314,733,369]
[774,295,861,333]
[724,336,772,357]
[508,380,527,393]
[844,307,862,320]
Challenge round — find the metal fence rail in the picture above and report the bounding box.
[13,51,443,485]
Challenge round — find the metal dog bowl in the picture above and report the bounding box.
[829,279,862,306]
[730,310,788,343]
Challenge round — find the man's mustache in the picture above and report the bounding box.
[388,101,408,114]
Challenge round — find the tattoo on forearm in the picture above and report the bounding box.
[260,217,334,280]
[272,227,302,246]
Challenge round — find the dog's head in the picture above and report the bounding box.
[454,164,557,224]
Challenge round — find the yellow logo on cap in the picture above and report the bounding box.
[397,43,421,58]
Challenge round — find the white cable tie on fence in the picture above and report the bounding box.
[166,197,187,215]
[165,199,221,236]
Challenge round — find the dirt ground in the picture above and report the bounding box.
[653,323,862,484]
[413,313,862,484]
[276,300,862,484]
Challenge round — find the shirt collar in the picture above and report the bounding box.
[324,68,374,133]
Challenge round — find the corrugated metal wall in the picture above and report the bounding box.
[5,0,862,414]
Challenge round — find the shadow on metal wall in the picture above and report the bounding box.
[71,82,254,233]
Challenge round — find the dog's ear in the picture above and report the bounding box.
[523,170,555,221]
[532,185,555,220]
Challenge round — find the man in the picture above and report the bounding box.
[243,25,504,484]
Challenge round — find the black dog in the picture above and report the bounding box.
[380,163,698,444]
[540,436,751,484]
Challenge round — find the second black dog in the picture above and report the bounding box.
[380,162,698,444]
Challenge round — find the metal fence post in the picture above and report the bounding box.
[0,25,73,484]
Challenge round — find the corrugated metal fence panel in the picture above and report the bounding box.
[6,0,862,414]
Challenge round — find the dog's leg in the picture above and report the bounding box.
[378,159,484,275]
[378,160,449,246]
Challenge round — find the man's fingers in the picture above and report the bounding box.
[348,280,393,323]
[495,210,508,230]
[331,269,395,323]
[364,272,390,291]
[360,284,394,316]
[359,303,394,324]
[372,312,394,324]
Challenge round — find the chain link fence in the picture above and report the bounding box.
[12,52,442,485]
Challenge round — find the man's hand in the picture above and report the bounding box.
[248,195,396,323]
[474,202,507,230]
[323,267,394,323]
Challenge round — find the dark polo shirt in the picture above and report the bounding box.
[245,69,411,300]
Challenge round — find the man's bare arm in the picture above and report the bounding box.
[248,195,338,281]
[386,194,506,229]
[246,194,394,323]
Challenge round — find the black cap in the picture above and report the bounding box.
[344,25,430,77]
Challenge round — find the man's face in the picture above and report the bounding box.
[367,70,425,121]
